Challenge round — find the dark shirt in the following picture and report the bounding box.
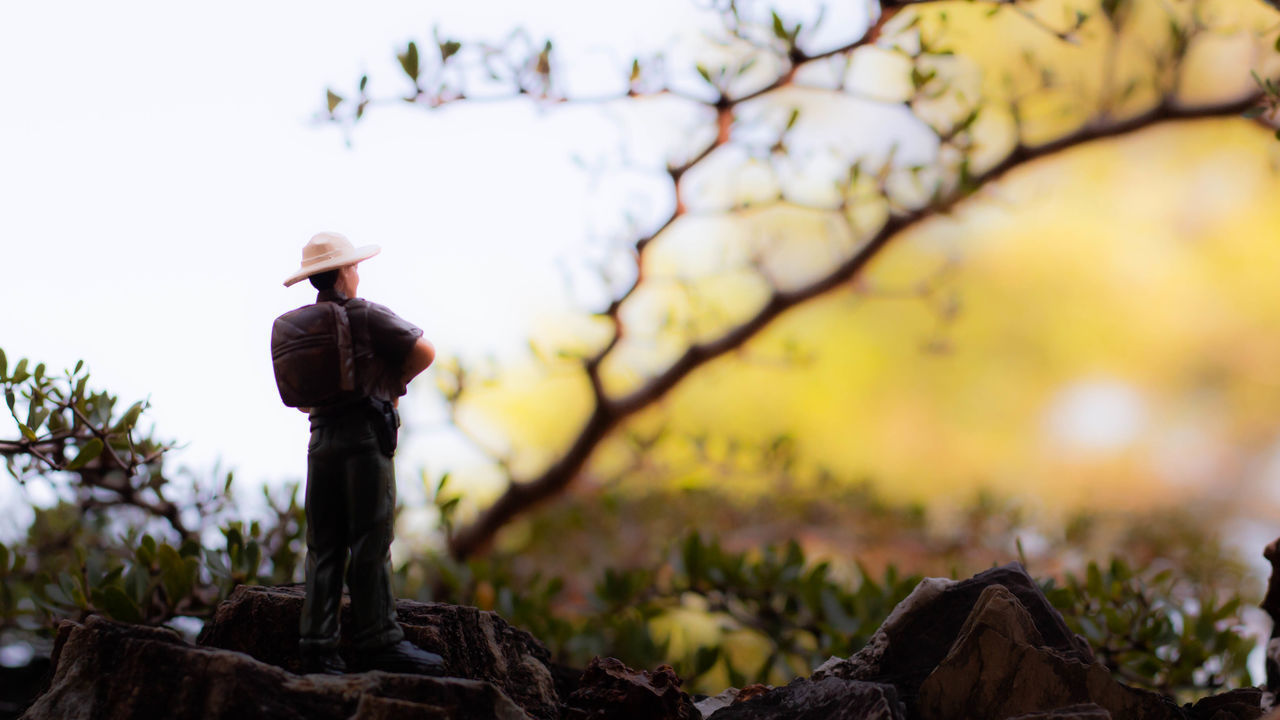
[315,288,423,404]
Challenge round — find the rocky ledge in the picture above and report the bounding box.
[19,564,1272,720]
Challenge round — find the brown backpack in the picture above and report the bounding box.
[271,302,357,408]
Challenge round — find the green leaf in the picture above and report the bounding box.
[18,423,35,441]
[137,535,157,567]
[771,11,788,40]
[179,538,202,558]
[25,402,48,434]
[244,541,261,577]
[696,64,712,85]
[326,89,343,114]
[398,41,420,83]
[12,359,29,384]
[117,401,144,432]
[440,40,461,62]
[158,544,192,602]
[785,108,801,131]
[0,543,8,575]
[99,566,125,587]
[67,438,104,470]
[694,645,720,676]
[98,586,144,623]
[0,348,6,380]
[4,389,13,414]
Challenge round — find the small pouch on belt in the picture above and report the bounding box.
[369,399,399,457]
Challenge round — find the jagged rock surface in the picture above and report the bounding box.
[732,563,1239,720]
[705,676,906,719]
[915,585,1182,720]
[1185,689,1266,720]
[814,564,1093,698]
[21,615,531,720]
[17,564,1270,720]
[562,656,701,720]
[1003,704,1113,719]
[198,584,558,720]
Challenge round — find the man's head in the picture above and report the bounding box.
[284,232,379,288]
[309,264,360,296]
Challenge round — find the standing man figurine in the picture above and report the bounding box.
[273,232,444,676]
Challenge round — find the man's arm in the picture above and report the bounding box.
[402,337,435,386]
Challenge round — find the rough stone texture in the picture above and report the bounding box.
[21,615,531,720]
[562,657,701,720]
[705,676,906,720]
[694,688,742,718]
[1185,689,1265,720]
[1263,537,1280,713]
[815,563,1093,700]
[198,584,557,720]
[916,585,1183,720]
[1004,704,1112,719]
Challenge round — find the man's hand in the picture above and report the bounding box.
[402,337,435,386]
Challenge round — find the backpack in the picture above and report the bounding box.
[270,302,357,408]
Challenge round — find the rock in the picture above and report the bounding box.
[1003,704,1112,719]
[916,585,1183,720]
[704,676,906,720]
[562,657,700,720]
[815,563,1093,700]
[21,615,531,720]
[1262,538,1280,703]
[198,584,558,720]
[694,688,741,718]
[1185,688,1265,720]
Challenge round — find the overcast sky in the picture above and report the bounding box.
[0,0,773,531]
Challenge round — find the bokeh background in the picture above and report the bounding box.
[4,0,1280,702]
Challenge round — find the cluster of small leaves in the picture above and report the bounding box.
[22,533,203,625]
[0,352,307,642]
[324,27,556,124]
[0,348,188,535]
[1,489,306,639]
[605,533,922,688]
[1042,557,1253,700]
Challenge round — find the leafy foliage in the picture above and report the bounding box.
[0,350,306,641]
[401,529,921,692]
[0,352,1264,705]
[412,487,1259,696]
[1043,557,1254,700]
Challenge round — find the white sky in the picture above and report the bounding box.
[0,0,891,543]
[0,1,726,513]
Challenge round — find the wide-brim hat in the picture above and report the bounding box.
[283,232,381,287]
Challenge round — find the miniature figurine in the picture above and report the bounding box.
[272,232,443,676]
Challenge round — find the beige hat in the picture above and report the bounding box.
[283,232,381,287]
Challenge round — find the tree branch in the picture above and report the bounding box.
[447,90,1264,559]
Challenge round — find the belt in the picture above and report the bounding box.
[309,397,390,423]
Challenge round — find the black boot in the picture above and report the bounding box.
[300,646,346,675]
[354,640,446,676]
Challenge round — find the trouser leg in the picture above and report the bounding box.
[300,432,348,650]
[345,445,404,649]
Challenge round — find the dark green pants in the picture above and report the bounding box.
[299,409,404,652]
